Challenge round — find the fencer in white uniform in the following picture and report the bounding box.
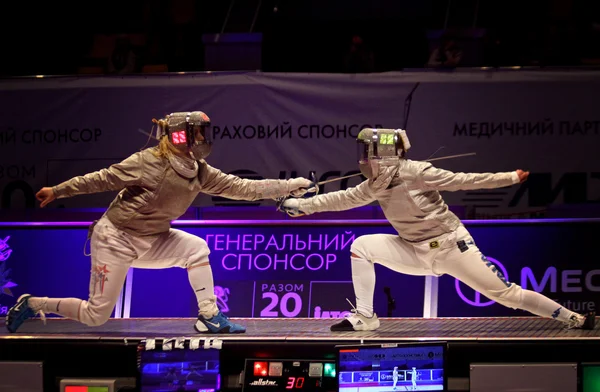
[392,366,399,390]
[6,111,312,334]
[280,128,596,332]
[410,367,417,390]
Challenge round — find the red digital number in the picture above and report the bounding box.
[286,377,306,389]
[172,130,187,144]
[286,377,294,389]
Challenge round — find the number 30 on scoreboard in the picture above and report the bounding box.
[243,359,336,391]
[286,376,305,389]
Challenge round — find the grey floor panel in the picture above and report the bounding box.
[0,317,598,341]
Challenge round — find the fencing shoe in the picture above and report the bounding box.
[331,301,380,332]
[331,310,380,331]
[5,294,46,333]
[564,311,596,330]
[195,311,246,334]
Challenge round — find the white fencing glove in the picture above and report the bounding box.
[288,177,318,197]
[278,197,305,217]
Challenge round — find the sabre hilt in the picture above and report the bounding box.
[302,171,319,197]
[276,197,306,217]
[289,171,319,198]
[276,172,318,217]
[275,196,290,213]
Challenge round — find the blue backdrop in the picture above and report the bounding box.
[0,219,597,320]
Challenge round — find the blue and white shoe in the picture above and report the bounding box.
[5,294,46,333]
[194,311,246,334]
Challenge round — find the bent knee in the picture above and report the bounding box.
[84,318,109,327]
[188,236,209,253]
[350,235,373,259]
[195,236,208,248]
[183,237,210,268]
[80,307,112,327]
[188,260,210,270]
[484,283,523,309]
[187,250,210,269]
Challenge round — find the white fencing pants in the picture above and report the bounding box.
[350,225,577,322]
[31,216,218,326]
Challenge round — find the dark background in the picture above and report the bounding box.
[1,0,599,76]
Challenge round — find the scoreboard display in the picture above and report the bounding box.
[243,359,336,391]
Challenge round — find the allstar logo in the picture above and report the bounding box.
[249,379,277,386]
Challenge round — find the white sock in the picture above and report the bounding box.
[520,290,576,322]
[28,296,83,320]
[351,256,376,318]
[187,264,219,318]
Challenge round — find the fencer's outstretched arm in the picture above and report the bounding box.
[52,152,144,199]
[293,181,376,215]
[199,162,310,201]
[413,161,520,192]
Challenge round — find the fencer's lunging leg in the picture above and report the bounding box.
[350,234,431,318]
[133,229,245,333]
[331,234,430,332]
[132,229,218,318]
[27,217,133,327]
[350,255,376,318]
[441,249,578,322]
[436,227,587,326]
[187,261,219,319]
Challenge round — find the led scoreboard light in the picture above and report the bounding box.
[243,359,336,391]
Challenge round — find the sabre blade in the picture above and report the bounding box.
[317,172,364,185]
[426,145,446,160]
[425,152,476,162]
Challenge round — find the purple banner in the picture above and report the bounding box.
[0,219,597,320]
[129,225,424,319]
[0,229,117,319]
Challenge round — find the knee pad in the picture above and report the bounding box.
[187,255,210,269]
[85,315,110,327]
[186,237,210,268]
[82,306,112,327]
[484,284,524,309]
[350,235,371,260]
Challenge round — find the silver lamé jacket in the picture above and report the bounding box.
[297,159,520,242]
[52,147,298,236]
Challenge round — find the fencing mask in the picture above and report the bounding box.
[157,111,213,160]
[357,128,410,179]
